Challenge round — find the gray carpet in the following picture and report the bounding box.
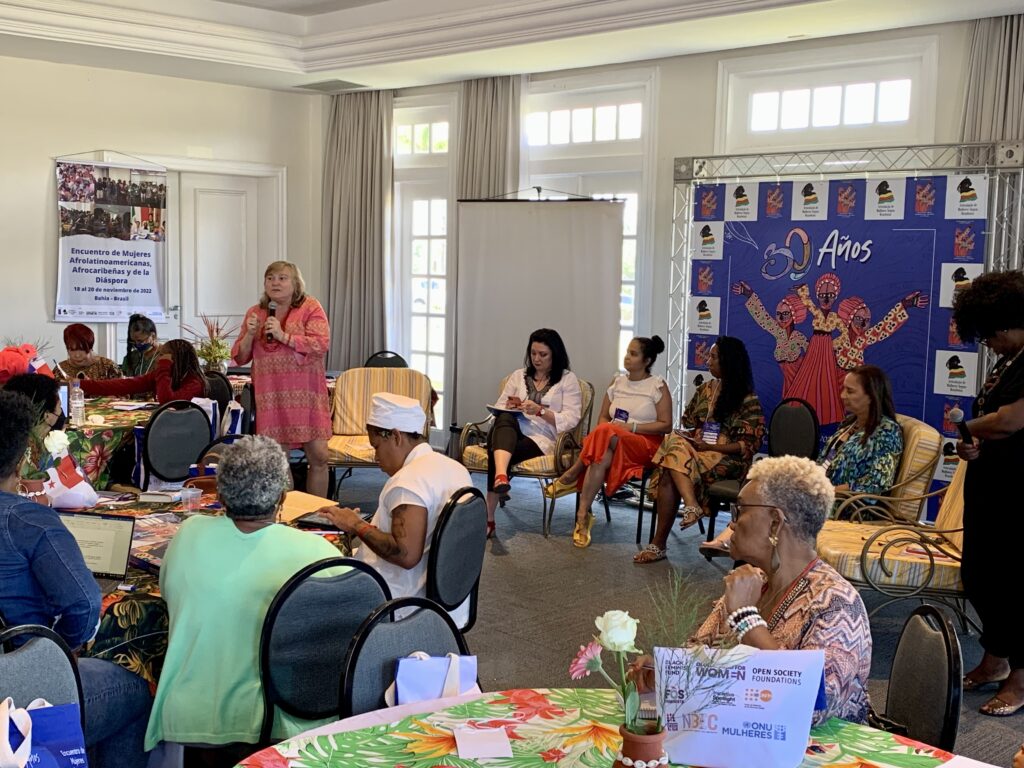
[336,470,1022,766]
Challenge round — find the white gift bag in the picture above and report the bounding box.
[43,450,98,510]
[0,697,32,768]
[655,645,825,768]
[384,652,479,707]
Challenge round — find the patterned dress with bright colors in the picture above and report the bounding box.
[820,416,902,494]
[693,558,872,726]
[833,301,909,381]
[650,381,765,510]
[55,356,122,382]
[744,293,808,397]
[231,296,331,448]
[788,285,848,425]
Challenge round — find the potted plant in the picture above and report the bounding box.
[184,314,239,375]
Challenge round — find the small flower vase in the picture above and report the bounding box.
[204,359,229,375]
[614,723,668,768]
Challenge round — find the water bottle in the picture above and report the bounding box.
[70,380,85,427]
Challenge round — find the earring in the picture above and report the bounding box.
[768,532,780,573]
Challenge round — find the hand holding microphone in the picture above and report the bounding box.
[949,407,980,460]
[266,300,278,343]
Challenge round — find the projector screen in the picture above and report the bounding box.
[454,200,622,427]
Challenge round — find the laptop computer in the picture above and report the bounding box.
[58,511,136,594]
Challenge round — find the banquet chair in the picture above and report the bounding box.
[183,434,243,493]
[258,558,391,745]
[458,377,595,536]
[427,487,487,633]
[141,400,212,490]
[204,371,233,416]
[0,624,85,729]
[701,397,818,558]
[239,382,256,434]
[817,459,971,629]
[832,414,942,523]
[341,596,470,718]
[874,605,962,752]
[363,350,408,368]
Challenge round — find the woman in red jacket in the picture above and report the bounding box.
[81,339,207,403]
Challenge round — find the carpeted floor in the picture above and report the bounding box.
[335,470,1022,766]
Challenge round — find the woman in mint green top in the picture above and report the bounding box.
[145,435,341,752]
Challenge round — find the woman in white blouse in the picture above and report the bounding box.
[485,328,582,538]
[546,336,673,548]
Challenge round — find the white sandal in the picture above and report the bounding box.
[633,543,667,564]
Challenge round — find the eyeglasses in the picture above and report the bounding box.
[729,502,781,521]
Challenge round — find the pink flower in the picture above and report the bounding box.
[569,640,603,680]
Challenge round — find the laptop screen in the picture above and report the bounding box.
[58,512,136,580]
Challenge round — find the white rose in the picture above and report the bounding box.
[43,430,70,456]
[594,610,640,653]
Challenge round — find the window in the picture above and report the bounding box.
[393,99,454,429]
[523,71,655,364]
[718,37,937,152]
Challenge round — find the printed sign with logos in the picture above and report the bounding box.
[725,183,759,221]
[933,350,979,397]
[791,181,828,221]
[865,177,906,220]
[692,220,725,260]
[688,295,721,336]
[938,262,984,308]
[944,173,988,219]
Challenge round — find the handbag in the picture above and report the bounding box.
[1,698,87,768]
[384,652,479,706]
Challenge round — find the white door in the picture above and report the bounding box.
[178,173,264,353]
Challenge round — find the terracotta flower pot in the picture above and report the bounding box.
[614,722,667,768]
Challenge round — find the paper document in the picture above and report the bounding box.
[454,727,513,759]
[280,490,336,524]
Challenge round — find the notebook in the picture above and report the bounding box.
[58,511,136,593]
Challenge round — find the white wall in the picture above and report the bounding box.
[0,54,324,358]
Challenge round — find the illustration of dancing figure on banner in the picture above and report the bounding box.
[732,280,808,399]
[786,272,847,424]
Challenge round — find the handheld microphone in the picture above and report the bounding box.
[948,407,973,443]
[266,300,277,343]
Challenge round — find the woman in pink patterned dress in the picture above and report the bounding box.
[232,261,331,497]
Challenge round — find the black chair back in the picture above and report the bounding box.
[363,350,408,368]
[258,558,391,744]
[205,371,233,416]
[767,397,819,459]
[427,487,486,632]
[0,625,85,727]
[341,596,469,717]
[885,605,962,751]
[196,434,243,469]
[239,382,256,434]
[142,400,211,488]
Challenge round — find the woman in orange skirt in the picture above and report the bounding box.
[545,336,672,548]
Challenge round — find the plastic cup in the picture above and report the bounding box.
[181,487,203,513]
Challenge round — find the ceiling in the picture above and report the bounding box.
[0,0,1017,93]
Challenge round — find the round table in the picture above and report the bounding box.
[67,397,157,488]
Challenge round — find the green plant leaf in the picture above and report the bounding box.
[623,685,639,729]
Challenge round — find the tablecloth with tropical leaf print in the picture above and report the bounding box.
[235,688,955,768]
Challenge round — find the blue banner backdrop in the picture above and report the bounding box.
[688,173,989,518]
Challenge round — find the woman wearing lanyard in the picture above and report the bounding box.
[635,336,764,563]
[950,270,1024,717]
[232,261,332,497]
[699,363,903,558]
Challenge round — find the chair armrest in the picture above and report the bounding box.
[833,480,952,523]
[458,418,492,462]
[553,430,582,475]
[860,523,963,597]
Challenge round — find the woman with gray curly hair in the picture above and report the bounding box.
[632,456,872,726]
[146,436,341,759]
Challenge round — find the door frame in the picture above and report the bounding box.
[97,152,286,360]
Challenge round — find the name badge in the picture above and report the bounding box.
[613,408,630,422]
[701,421,721,445]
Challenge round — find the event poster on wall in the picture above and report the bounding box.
[54,161,167,322]
[687,173,988,515]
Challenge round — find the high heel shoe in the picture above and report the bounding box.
[544,476,577,499]
[572,512,595,548]
[493,474,511,495]
[486,520,496,539]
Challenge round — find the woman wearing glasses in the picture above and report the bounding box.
[787,273,846,425]
[732,281,808,399]
[699,363,903,558]
[833,292,928,387]
[951,270,1024,717]
[631,455,872,725]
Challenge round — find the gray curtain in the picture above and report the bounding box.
[450,76,521,419]
[322,90,393,370]
[960,14,1024,142]
[457,76,521,199]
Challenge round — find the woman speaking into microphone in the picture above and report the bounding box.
[232,261,332,497]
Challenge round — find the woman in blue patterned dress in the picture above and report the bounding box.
[700,364,903,556]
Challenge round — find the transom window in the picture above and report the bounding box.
[525,102,642,146]
[750,79,912,132]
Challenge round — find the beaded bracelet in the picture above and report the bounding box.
[735,615,768,642]
[726,605,759,630]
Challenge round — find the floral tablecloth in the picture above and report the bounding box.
[67,397,156,488]
[80,500,350,688]
[235,688,954,768]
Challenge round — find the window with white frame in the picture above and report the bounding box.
[718,36,937,153]
[523,73,655,364]
[393,99,453,427]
